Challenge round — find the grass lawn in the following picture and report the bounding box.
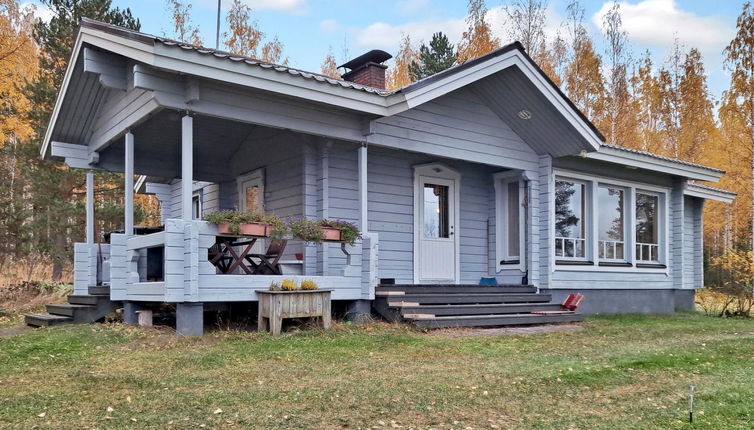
[0,314,753,429]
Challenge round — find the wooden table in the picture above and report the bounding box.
[209,236,260,274]
[256,290,332,335]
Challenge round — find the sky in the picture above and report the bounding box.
[23,0,746,100]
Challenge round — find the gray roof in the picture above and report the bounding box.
[80,18,391,95]
[688,181,736,196]
[601,143,724,174]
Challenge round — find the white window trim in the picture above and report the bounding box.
[494,171,526,272]
[634,189,665,264]
[191,191,202,220]
[236,168,265,213]
[553,169,670,274]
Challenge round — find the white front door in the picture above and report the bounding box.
[416,173,458,283]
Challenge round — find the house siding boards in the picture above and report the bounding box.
[368,87,539,171]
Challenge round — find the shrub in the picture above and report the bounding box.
[708,248,754,317]
[268,281,281,291]
[281,279,297,291]
[300,280,318,290]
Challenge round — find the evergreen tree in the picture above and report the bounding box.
[24,0,141,280]
[409,32,457,81]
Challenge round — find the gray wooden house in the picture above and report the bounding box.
[29,19,734,334]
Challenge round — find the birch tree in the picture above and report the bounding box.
[457,0,499,63]
[165,0,202,45]
[387,34,419,89]
[320,47,340,79]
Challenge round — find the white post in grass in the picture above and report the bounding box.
[182,113,193,221]
[86,170,95,244]
[358,143,368,233]
[124,131,134,236]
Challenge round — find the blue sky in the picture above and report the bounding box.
[26,0,745,99]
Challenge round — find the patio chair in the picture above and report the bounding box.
[245,240,287,275]
[531,293,584,315]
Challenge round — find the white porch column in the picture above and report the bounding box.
[124,131,134,236]
[358,143,368,232]
[182,114,193,221]
[86,170,95,244]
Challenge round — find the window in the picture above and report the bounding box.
[191,192,202,220]
[423,184,449,238]
[494,175,525,269]
[554,180,586,258]
[597,186,625,260]
[636,192,660,262]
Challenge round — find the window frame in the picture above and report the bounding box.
[552,169,669,273]
[596,183,628,263]
[191,191,202,220]
[553,176,590,262]
[494,171,526,272]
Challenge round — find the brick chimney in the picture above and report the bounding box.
[339,50,393,90]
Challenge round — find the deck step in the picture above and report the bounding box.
[24,313,73,327]
[399,303,564,316]
[88,285,110,296]
[377,285,537,294]
[387,293,551,305]
[67,295,100,305]
[413,313,582,329]
[46,304,95,317]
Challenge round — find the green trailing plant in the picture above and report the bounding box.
[281,279,297,291]
[287,218,325,243]
[300,280,318,290]
[318,219,362,245]
[268,281,281,291]
[204,210,286,237]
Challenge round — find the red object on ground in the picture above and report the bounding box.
[531,293,584,315]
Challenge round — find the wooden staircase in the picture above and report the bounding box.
[25,286,121,327]
[374,284,582,329]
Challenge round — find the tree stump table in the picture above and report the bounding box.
[256,290,332,335]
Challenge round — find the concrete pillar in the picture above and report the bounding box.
[181,114,193,221]
[176,303,204,336]
[124,131,134,236]
[123,301,143,325]
[345,299,372,324]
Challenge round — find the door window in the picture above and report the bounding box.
[423,184,449,238]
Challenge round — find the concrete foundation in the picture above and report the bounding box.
[346,299,372,323]
[176,303,204,336]
[541,288,697,315]
[123,301,144,325]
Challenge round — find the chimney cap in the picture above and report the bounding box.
[339,50,392,70]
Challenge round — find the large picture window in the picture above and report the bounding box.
[597,186,625,260]
[555,180,586,258]
[636,192,660,262]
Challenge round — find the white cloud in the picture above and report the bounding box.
[353,18,465,51]
[20,2,54,23]
[395,0,431,16]
[592,0,730,51]
[205,0,307,14]
[319,19,340,33]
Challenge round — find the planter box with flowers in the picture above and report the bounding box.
[258,279,331,335]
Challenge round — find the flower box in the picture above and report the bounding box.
[217,222,268,237]
[320,227,343,242]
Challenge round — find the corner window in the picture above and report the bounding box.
[597,186,625,260]
[636,192,660,262]
[555,180,586,258]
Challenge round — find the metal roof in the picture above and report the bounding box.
[601,144,724,174]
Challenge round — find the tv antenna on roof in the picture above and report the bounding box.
[215,0,221,49]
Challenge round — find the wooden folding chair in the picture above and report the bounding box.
[245,240,287,275]
[532,293,584,315]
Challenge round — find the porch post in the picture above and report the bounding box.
[124,131,134,236]
[86,170,94,244]
[182,113,193,221]
[358,143,368,232]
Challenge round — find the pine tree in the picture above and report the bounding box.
[25,0,141,280]
[409,32,457,81]
[457,0,499,63]
[386,34,418,89]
